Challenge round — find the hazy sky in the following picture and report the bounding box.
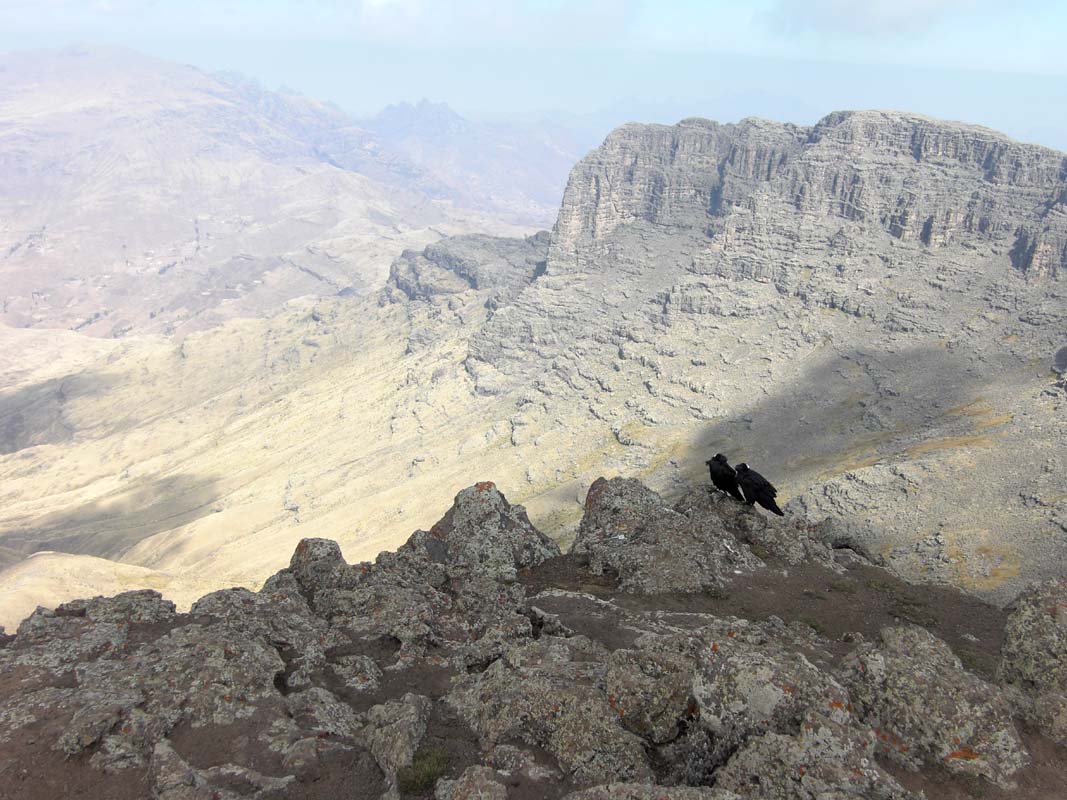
[2,0,1066,149]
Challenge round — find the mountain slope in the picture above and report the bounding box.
[0,47,529,337]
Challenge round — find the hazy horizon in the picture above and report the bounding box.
[1,0,1065,150]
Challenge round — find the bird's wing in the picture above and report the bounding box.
[750,471,778,497]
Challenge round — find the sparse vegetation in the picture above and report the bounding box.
[889,596,939,627]
[397,746,449,795]
[799,616,827,635]
[828,580,858,594]
[749,543,771,561]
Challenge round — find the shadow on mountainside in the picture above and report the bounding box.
[680,341,1010,495]
[0,473,221,562]
[0,371,122,455]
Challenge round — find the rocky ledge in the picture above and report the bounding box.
[1,479,1066,799]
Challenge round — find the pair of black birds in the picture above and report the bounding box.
[705,453,784,516]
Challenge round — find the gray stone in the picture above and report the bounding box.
[841,624,1027,786]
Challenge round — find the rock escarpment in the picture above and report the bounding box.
[3,479,1063,799]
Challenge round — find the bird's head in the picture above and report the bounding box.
[713,453,728,463]
[736,463,750,472]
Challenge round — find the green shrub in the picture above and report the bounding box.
[396,746,449,795]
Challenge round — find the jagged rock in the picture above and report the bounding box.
[448,635,653,785]
[570,477,762,593]
[273,538,357,603]
[54,589,177,624]
[692,619,855,765]
[714,711,916,799]
[150,739,294,800]
[362,693,432,786]
[673,489,838,568]
[285,686,362,737]
[841,624,1027,786]
[998,577,1067,745]
[330,653,383,691]
[434,764,508,800]
[562,785,740,799]
[604,647,695,744]
[0,477,1056,798]
[408,481,561,582]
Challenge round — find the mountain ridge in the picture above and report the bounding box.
[2,478,1066,798]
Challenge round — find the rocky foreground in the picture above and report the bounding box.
[1,480,1066,799]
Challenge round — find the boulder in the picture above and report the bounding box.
[998,577,1067,745]
[570,477,761,593]
[841,624,1027,786]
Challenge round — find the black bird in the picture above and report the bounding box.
[735,463,785,516]
[705,453,745,502]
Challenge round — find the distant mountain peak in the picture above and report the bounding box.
[367,98,471,137]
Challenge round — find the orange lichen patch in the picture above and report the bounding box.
[474,481,496,492]
[710,642,719,653]
[946,747,982,761]
[781,684,796,695]
[829,700,846,710]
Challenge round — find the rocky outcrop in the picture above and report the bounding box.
[841,624,1027,786]
[552,110,1067,279]
[387,233,550,304]
[3,477,1048,798]
[570,478,762,593]
[999,578,1067,745]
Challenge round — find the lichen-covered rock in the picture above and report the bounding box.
[692,619,855,765]
[570,477,761,593]
[448,636,653,785]
[276,484,558,658]
[0,476,1040,799]
[407,481,561,582]
[998,577,1067,745]
[841,624,1027,785]
[54,589,177,625]
[604,647,695,744]
[277,537,359,602]
[434,764,508,800]
[562,785,740,800]
[362,693,432,784]
[714,711,916,799]
[150,739,294,800]
[673,489,838,568]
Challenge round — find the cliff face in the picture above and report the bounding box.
[551,110,1067,279]
[3,479,1065,799]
